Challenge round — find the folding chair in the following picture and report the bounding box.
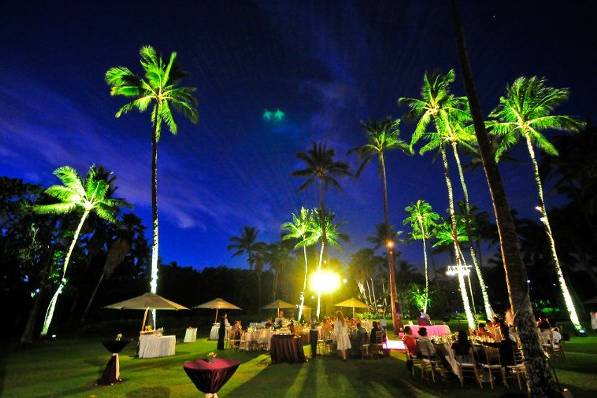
[480,346,507,389]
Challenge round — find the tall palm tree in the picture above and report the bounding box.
[311,210,347,319]
[449,118,495,319]
[400,70,476,329]
[450,1,557,393]
[34,165,122,336]
[106,45,198,325]
[349,117,411,332]
[281,207,318,321]
[403,200,439,313]
[292,143,351,258]
[228,226,267,313]
[489,76,585,331]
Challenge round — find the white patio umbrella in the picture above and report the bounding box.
[194,298,242,323]
[104,292,188,332]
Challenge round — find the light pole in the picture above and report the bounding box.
[446,264,477,327]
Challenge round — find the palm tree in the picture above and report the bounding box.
[228,226,267,312]
[450,1,557,393]
[400,70,476,329]
[349,117,411,332]
[292,143,351,257]
[281,207,318,321]
[34,165,122,336]
[311,210,347,319]
[489,76,585,332]
[106,45,198,325]
[449,119,495,319]
[403,200,440,313]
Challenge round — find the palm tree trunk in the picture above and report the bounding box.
[452,142,494,319]
[440,146,475,329]
[450,2,557,393]
[150,122,160,327]
[41,210,90,336]
[418,219,429,313]
[316,241,325,319]
[525,135,582,331]
[297,246,309,321]
[380,154,402,333]
[80,271,105,324]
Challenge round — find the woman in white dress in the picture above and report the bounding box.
[334,311,351,360]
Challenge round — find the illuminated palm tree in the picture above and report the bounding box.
[489,76,585,331]
[106,45,198,325]
[400,70,475,329]
[450,2,557,393]
[228,226,267,313]
[282,207,318,321]
[349,117,411,332]
[34,166,122,335]
[403,200,440,313]
[292,143,351,257]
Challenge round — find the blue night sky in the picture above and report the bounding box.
[1,1,595,270]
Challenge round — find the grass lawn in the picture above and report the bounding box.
[1,335,596,398]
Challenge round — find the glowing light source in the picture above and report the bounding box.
[263,108,285,122]
[386,240,395,249]
[445,265,471,276]
[310,270,340,294]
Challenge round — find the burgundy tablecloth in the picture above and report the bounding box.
[270,335,306,364]
[183,358,240,394]
[102,339,130,354]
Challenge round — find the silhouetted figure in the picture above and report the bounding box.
[217,314,226,350]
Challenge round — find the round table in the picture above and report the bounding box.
[270,334,306,364]
[98,339,129,385]
[183,358,240,398]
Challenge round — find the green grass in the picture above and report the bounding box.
[2,336,596,397]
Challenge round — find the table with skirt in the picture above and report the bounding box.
[270,334,306,363]
[405,325,451,338]
[183,358,240,398]
[139,334,176,358]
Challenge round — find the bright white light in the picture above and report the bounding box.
[310,270,340,294]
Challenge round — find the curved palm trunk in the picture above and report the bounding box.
[80,271,105,324]
[41,210,90,336]
[316,179,327,320]
[440,147,475,330]
[525,136,582,331]
[316,241,325,319]
[297,246,309,321]
[150,123,160,327]
[418,218,430,313]
[380,154,402,333]
[450,2,557,393]
[451,142,494,319]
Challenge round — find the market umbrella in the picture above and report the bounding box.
[335,297,368,317]
[104,292,188,332]
[262,299,295,317]
[194,298,242,323]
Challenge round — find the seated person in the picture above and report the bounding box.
[552,327,562,345]
[418,309,432,326]
[402,326,417,356]
[415,327,436,359]
[451,330,473,363]
[232,320,242,337]
[485,324,516,366]
[274,310,287,327]
[537,316,551,331]
[370,321,382,345]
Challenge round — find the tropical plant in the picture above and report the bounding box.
[281,207,318,321]
[349,117,411,332]
[450,2,557,393]
[33,166,122,336]
[403,200,439,312]
[106,45,198,325]
[489,76,585,332]
[399,69,475,329]
[227,226,267,313]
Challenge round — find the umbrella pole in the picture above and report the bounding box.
[214,308,219,324]
[141,307,149,332]
[352,306,355,318]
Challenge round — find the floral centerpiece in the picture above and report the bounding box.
[206,352,217,362]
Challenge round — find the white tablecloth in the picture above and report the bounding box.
[139,335,176,358]
[406,325,451,338]
[242,329,273,350]
[209,324,231,340]
[184,327,197,343]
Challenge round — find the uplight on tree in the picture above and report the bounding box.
[310,270,340,295]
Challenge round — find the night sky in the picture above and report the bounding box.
[1,1,596,270]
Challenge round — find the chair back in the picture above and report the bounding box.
[483,346,501,366]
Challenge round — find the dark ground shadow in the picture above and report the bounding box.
[125,386,171,398]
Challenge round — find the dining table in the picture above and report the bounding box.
[183,358,240,398]
[98,339,130,385]
[270,334,306,363]
[138,334,176,358]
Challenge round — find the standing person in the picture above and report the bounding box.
[418,309,432,326]
[334,311,351,361]
[217,314,226,350]
[309,321,319,359]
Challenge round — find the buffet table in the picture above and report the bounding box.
[209,324,231,340]
[139,334,176,358]
[405,325,450,338]
[183,358,240,398]
[270,334,306,364]
[184,327,197,343]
